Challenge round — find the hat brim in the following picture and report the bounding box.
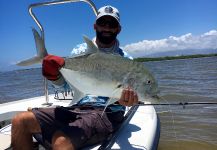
[96,14,120,24]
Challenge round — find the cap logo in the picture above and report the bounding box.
[104,6,113,14]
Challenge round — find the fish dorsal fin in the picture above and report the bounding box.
[83,35,99,54]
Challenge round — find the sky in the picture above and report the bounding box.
[0,0,217,71]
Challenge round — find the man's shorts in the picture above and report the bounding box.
[32,106,124,149]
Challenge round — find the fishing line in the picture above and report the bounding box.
[63,100,217,115]
[158,96,179,147]
[134,102,217,107]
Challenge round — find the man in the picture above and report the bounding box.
[11,5,138,150]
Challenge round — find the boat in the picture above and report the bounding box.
[0,0,160,149]
[0,94,160,150]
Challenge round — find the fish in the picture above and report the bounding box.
[17,28,159,105]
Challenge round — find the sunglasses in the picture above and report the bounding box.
[96,18,119,29]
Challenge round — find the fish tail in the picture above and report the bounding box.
[17,28,48,66]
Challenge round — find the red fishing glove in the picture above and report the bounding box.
[42,55,65,81]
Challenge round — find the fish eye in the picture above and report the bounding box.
[146,80,152,84]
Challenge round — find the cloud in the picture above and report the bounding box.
[122,30,217,57]
[71,43,87,55]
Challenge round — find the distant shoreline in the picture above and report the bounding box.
[134,53,217,62]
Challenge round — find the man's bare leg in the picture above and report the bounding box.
[52,131,75,150]
[11,111,41,150]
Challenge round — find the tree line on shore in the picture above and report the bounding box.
[134,53,217,62]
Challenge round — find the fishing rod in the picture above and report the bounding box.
[137,101,217,109]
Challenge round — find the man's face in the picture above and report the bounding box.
[94,16,121,45]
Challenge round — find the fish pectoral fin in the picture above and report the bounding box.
[105,86,122,106]
[83,35,99,54]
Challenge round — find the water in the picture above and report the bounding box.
[0,56,217,149]
[144,56,217,150]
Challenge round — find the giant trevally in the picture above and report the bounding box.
[17,28,159,105]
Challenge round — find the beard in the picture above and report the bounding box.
[96,31,118,45]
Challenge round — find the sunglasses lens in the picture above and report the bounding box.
[96,19,105,26]
[97,18,119,28]
[110,20,119,28]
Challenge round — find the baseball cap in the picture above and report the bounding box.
[96,5,120,24]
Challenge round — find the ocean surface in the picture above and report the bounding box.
[0,56,217,150]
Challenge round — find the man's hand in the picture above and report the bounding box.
[42,55,65,81]
[118,87,138,106]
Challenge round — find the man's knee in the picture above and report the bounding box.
[12,112,28,127]
[12,111,41,133]
[52,131,75,150]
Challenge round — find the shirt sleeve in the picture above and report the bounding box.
[51,76,71,92]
